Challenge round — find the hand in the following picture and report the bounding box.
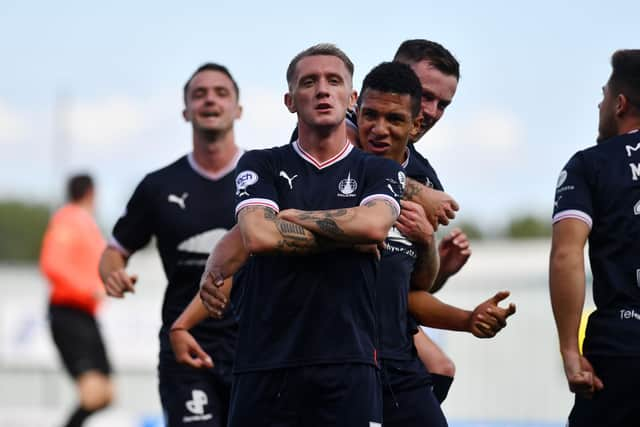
[277,209,299,223]
[169,329,214,369]
[104,269,138,298]
[200,270,228,319]
[468,291,516,338]
[395,200,435,246]
[410,187,458,229]
[562,351,604,399]
[438,228,471,278]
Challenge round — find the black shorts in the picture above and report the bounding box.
[568,355,640,427]
[48,304,112,378]
[381,358,447,427]
[229,364,382,427]
[159,355,233,427]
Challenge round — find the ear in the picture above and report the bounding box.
[182,108,189,122]
[284,93,296,113]
[410,115,423,141]
[616,94,630,117]
[349,90,358,110]
[235,104,243,120]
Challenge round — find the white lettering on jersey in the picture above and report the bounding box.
[168,192,188,209]
[555,196,563,208]
[637,269,640,288]
[626,143,640,157]
[634,200,640,215]
[236,170,258,196]
[619,308,640,320]
[387,226,412,247]
[279,171,298,189]
[556,170,568,188]
[630,163,640,181]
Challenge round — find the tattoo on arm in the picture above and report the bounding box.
[403,180,424,201]
[364,199,398,219]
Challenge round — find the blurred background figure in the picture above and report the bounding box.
[40,173,114,427]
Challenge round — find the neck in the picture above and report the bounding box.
[619,119,640,135]
[73,199,94,215]
[192,128,239,174]
[297,121,348,163]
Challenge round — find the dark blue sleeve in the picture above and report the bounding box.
[234,150,280,215]
[111,176,154,254]
[359,157,404,216]
[552,151,593,228]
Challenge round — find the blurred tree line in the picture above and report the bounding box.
[0,201,50,262]
[0,201,552,262]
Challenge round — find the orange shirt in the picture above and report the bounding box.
[40,204,106,315]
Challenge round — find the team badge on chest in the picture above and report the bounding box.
[337,172,357,198]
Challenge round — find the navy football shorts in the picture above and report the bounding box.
[48,304,112,378]
[381,358,447,427]
[568,355,640,427]
[159,356,233,427]
[228,364,382,427]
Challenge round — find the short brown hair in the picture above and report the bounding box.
[286,43,354,89]
[394,39,460,81]
[609,49,640,112]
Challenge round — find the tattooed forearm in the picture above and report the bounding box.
[364,199,398,218]
[403,179,424,201]
[277,221,308,237]
[316,218,345,239]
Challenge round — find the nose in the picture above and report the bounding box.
[422,99,437,118]
[315,78,330,98]
[371,118,389,137]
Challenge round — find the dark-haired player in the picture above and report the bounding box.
[41,174,113,427]
[550,49,640,427]
[98,63,242,426]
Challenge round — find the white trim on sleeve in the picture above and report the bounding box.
[360,194,401,218]
[235,198,280,216]
[552,209,593,229]
[108,237,132,257]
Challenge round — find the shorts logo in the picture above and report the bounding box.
[338,172,357,197]
[236,170,258,197]
[185,389,208,415]
[183,389,213,423]
[556,170,568,189]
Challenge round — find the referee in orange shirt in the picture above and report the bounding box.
[40,174,114,427]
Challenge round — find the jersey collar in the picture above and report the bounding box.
[187,149,244,181]
[292,139,353,170]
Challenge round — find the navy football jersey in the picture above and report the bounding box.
[553,130,640,356]
[111,152,240,363]
[376,151,418,360]
[407,142,444,191]
[232,140,404,372]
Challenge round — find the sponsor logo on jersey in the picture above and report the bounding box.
[279,170,298,189]
[183,389,213,423]
[177,228,228,254]
[619,308,640,320]
[168,192,188,209]
[630,163,640,181]
[555,195,562,208]
[635,200,640,215]
[556,170,568,189]
[236,170,258,196]
[337,172,357,197]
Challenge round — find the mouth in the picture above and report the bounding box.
[200,111,221,119]
[366,139,391,154]
[315,103,333,113]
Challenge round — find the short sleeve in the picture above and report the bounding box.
[111,177,155,255]
[234,150,280,216]
[360,157,404,217]
[552,152,593,228]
